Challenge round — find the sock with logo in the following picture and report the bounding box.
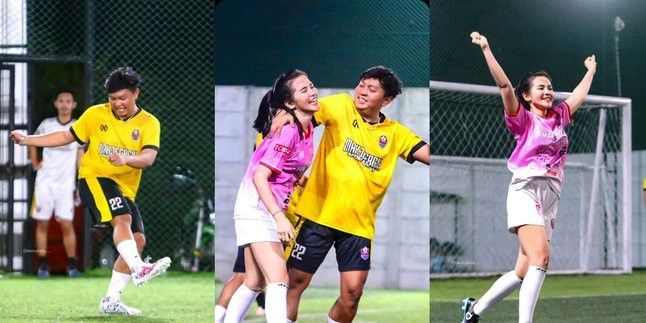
[265,283,288,323]
[518,266,547,323]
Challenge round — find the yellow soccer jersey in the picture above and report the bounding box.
[70,103,160,200]
[295,93,424,239]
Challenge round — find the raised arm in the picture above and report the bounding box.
[10,129,75,147]
[564,55,597,114]
[471,32,519,116]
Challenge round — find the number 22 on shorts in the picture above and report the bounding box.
[109,197,123,211]
[291,243,306,260]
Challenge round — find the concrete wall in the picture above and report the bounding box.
[214,86,430,289]
[431,152,632,274]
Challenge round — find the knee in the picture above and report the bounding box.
[111,214,132,228]
[340,286,364,306]
[37,221,49,231]
[60,221,74,233]
[274,271,289,285]
[245,277,265,292]
[529,252,549,269]
[288,272,310,292]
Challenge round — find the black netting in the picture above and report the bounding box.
[3,0,213,271]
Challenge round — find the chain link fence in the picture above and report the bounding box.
[430,81,630,276]
[1,0,213,272]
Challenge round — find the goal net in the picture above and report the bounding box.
[430,81,632,277]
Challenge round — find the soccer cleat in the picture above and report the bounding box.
[99,296,141,315]
[460,297,479,323]
[67,267,81,278]
[131,256,171,287]
[37,268,50,279]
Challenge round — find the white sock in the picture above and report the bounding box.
[473,270,523,315]
[223,284,259,323]
[286,319,297,323]
[327,315,340,323]
[116,239,144,272]
[105,270,132,300]
[518,266,547,323]
[265,283,288,323]
[214,304,227,323]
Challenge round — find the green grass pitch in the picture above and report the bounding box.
[0,269,213,322]
[0,268,429,322]
[215,282,430,323]
[431,269,646,322]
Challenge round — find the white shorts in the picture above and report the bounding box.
[507,177,560,240]
[32,181,75,221]
[234,218,280,246]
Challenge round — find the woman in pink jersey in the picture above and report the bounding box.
[224,70,318,323]
[460,33,597,323]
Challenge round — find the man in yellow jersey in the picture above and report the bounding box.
[11,67,171,315]
[276,66,430,323]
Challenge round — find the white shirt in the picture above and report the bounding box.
[34,117,81,187]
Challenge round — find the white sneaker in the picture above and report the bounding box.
[132,256,171,287]
[99,296,141,315]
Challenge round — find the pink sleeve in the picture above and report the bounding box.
[504,101,529,135]
[554,101,572,127]
[259,125,297,174]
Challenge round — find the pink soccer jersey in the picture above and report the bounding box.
[504,101,572,185]
[233,123,314,220]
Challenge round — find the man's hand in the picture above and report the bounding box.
[268,109,295,137]
[108,153,127,166]
[10,130,27,145]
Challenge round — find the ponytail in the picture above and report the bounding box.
[253,69,308,139]
[253,91,274,137]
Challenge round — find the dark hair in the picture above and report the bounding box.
[359,66,403,99]
[104,67,142,94]
[514,71,552,110]
[55,89,75,100]
[253,69,308,139]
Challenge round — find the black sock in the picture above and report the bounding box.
[39,256,48,270]
[67,257,77,269]
[256,291,266,308]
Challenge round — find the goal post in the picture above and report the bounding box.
[430,80,632,277]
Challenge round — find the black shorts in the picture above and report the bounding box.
[78,177,145,234]
[287,220,372,273]
[232,246,245,273]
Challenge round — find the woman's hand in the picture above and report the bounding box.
[274,211,295,243]
[470,31,489,49]
[584,55,597,73]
